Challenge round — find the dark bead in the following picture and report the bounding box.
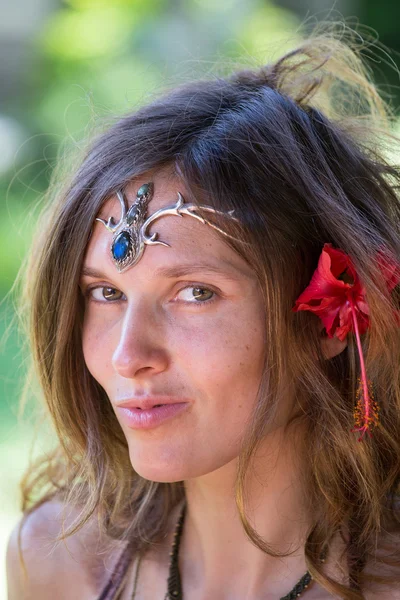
[126,204,140,225]
[137,183,150,198]
[112,231,131,261]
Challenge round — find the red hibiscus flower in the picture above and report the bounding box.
[292,242,400,441]
[292,243,370,342]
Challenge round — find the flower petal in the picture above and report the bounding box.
[292,244,369,341]
[293,245,349,308]
[376,248,400,292]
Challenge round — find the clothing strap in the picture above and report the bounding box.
[131,553,143,599]
[97,541,135,600]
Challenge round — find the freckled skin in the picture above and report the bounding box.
[81,171,267,482]
[81,171,347,485]
[78,172,356,600]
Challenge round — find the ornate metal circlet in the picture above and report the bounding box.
[95,182,241,273]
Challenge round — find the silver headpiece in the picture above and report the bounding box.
[95,182,240,273]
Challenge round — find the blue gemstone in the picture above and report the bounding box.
[112,231,131,261]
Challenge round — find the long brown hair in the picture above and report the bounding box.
[17,24,400,599]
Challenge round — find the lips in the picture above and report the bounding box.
[116,402,190,430]
[116,397,188,411]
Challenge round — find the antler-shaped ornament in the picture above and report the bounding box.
[96,183,241,273]
[95,191,127,233]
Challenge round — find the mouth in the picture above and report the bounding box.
[116,402,190,430]
[116,397,189,411]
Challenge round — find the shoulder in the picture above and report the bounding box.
[363,529,400,599]
[6,498,127,600]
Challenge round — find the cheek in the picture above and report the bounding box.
[82,327,99,381]
[81,312,114,387]
[175,312,265,403]
[81,302,266,409]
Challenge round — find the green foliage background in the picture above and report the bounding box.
[1,1,399,597]
[0,1,301,595]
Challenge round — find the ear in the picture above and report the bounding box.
[319,324,348,359]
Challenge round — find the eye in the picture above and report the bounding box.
[175,285,217,306]
[88,286,125,302]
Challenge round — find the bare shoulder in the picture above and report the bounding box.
[363,529,400,599]
[6,498,127,600]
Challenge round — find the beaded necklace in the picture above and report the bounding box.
[131,502,322,599]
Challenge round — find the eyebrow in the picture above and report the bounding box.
[80,262,250,281]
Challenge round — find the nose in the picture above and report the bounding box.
[111,301,169,379]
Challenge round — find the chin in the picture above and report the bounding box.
[128,444,238,483]
[128,444,192,483]
[136,470,185,484]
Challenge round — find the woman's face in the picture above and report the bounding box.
[81,170,266,482]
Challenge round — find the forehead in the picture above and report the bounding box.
[85,170,253,278]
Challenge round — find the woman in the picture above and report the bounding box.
[6,26,400,599]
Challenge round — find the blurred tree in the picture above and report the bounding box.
[1,0,299,286]
[0,0,298,427]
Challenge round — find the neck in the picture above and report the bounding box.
[178,427,322,599]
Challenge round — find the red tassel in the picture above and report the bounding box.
[351,377,379,441]
[348,298,379,441]
[292,244,400,442]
